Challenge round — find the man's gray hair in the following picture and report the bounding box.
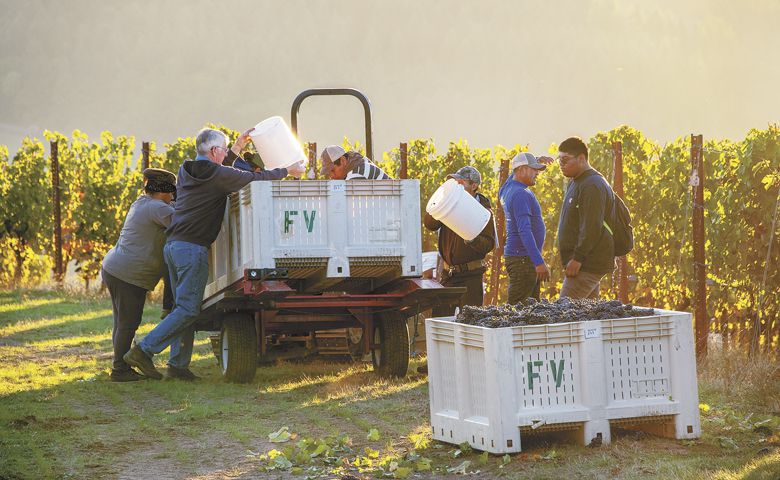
[195,128,229,156]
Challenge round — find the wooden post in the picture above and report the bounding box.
[487,157,510,305]
[611,141,629,303]
[399,142,408,179]
[142,141,150,170]
[307,142,317,179]
[50,140,63,285]
[691,134,708,359]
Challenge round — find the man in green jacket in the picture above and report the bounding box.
[556,137,616,299]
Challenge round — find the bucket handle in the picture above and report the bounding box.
[291,88,374,160]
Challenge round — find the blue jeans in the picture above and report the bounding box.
[138,240,209,369]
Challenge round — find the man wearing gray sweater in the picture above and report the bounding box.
[124,127,304,380]
[102,168,176,381]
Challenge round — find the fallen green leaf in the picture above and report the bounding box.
[415,457,432,471]
[394,466,412,478]
[447,460,472,475]
[364,447,380,459]
[310,442,329,458]
[409,432,430,450]
[268,426,292,443]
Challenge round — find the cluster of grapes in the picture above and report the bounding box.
[455,298,655,328]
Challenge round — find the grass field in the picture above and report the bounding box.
[0,289,778,480]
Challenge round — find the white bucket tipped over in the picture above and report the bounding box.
[426,178,490,241]
[250,116,307,170]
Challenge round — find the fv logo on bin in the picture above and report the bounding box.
[526,360,566,390]
[283,210,317,234]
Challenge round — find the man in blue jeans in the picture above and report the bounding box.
[124,127,305,380]
[499,152,552,304]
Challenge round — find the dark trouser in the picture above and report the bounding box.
[432,268,485,317]
[505,256,540,304]
[102,268,148,372]
[162,268,174,311]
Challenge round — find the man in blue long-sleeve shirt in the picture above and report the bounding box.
[499,152,551,303]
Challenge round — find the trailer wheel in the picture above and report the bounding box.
[371,311,409,377]
[219,313,257,383]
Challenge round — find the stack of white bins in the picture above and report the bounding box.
[425,309,701,454]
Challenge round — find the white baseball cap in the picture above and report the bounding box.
[511,152,547,171]
[321,145,347,165]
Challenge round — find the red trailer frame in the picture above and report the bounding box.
[195,270,465,383]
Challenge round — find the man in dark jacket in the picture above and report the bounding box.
[124,127,304,380]
[424,166,496,316]
[556,137,616,299]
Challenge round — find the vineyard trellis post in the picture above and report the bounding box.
[142,141,150,171]
[50,140,63,285]
[488,157,510,305]
[691,134,708,359]
[752,182,780,355]
[611,141,629,303]
[307,142,317,179]
[399,142,408,179]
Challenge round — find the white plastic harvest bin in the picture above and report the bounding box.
[204,179,422,302]
[425,309,701,454]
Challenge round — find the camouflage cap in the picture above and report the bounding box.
[446,166,482,184]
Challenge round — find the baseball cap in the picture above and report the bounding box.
[446,166,482,184]
[321,145,346,165]
[320,145,347,175]
[511,152,547,171]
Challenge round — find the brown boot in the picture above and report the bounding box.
[123,345,162,380]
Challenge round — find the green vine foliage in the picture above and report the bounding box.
[1,125,778,348]
[1,137,53,285]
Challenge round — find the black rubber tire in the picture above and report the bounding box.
[219,313,258,383]
[371,311,410,377]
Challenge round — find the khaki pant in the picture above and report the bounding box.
[560,271,604,299]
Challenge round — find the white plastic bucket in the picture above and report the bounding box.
[250,116,306,170]
[426,179,490,241]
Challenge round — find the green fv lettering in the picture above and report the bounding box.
[550,359,565,388]
[303,210,316,233]
[284,210,298,233]
[527,361,543,390]
[527,359,566,390]
[284,210,317,234]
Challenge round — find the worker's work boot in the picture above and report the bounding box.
[123,345,162,380]
[109,368,146,382]
[166,366,200,381]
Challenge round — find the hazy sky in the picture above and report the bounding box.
[2,0,779,159]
